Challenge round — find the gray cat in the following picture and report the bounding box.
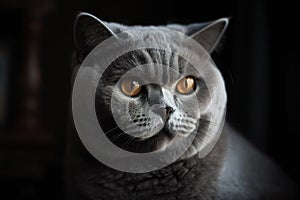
[66,12,299,199]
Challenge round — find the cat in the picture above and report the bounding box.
[66,12,299,199]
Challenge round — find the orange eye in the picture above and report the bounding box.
[176,77,195,94]
[120,79,142,97]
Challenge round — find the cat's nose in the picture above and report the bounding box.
[151,105,174,121]
[165,106,174,119]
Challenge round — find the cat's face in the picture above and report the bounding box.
[114,66,201,139]
[98,49,210,152]
[74,13,228,157]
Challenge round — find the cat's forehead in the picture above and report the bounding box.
[123,26,185,44]
[105,48,202,86]
[100,24,211,84]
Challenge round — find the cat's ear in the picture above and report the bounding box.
[187,18,229,53]
[74,12,115,62]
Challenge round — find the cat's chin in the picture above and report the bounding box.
[109,128,176,153]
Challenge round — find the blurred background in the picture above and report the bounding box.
[0,0,299,199]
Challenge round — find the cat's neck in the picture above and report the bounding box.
[66,126,228,199]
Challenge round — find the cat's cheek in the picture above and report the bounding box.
[166,117,197,137]
[175,125,196,137]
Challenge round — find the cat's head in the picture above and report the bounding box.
[73,12,228,159]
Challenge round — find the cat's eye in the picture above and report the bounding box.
[120,79,142,97]
[176,77,195,94]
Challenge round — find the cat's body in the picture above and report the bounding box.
[66,124,298,200]
[66,121,226,200]
[66,13,299,199]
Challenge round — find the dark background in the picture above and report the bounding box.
[0,0,299,199]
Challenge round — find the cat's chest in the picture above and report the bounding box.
[78,157,221,200]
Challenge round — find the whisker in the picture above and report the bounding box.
[125,137,136,149]
[121,137,134,149]
[110,131,126,143]
[104,126,121,135]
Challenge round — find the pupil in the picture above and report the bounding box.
[185,79,188,89]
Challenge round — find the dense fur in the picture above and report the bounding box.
[73,12,228,158]
[66,13,299,199]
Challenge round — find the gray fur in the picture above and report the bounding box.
[66,12,299,200]
[74,12,227,156]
